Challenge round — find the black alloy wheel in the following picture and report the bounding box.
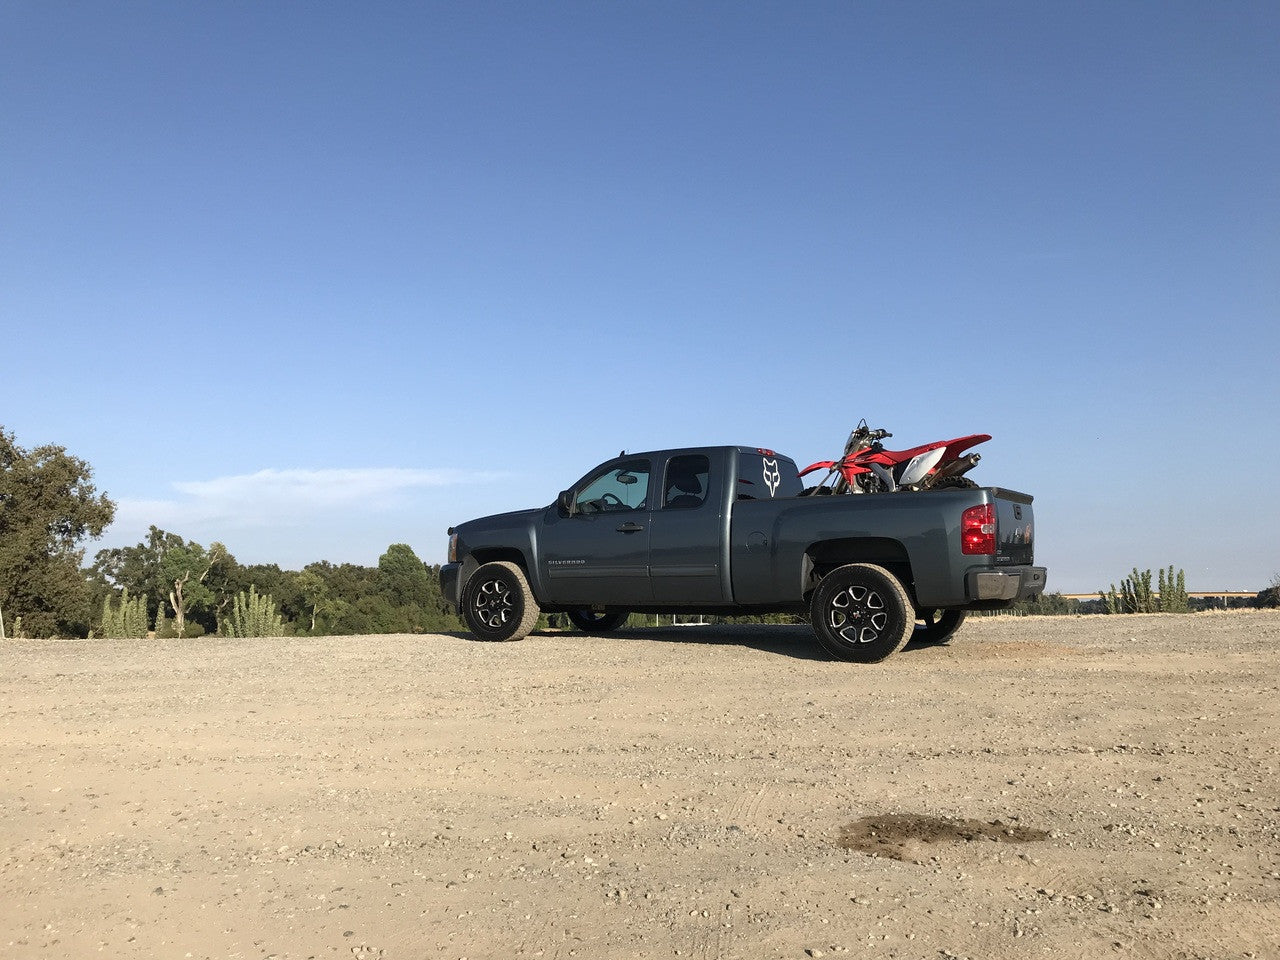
[810,563,914,663]
[462,561,540,642]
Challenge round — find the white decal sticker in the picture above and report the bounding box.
[762,458,781,497]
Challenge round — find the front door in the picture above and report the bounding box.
[539,457,654,606]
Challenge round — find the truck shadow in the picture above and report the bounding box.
[538,624,953,662]
[602,624,829,661]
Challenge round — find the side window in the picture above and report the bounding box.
[575,459,651,513]
[663,454,710,509]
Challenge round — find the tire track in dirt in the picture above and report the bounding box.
[726,782,770,832]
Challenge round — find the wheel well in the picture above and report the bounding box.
[466,548,530,575]
[803,538,915,605]
[460,549,532,597]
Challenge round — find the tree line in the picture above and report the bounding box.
[1,425,461,638]
[88,526,461,638]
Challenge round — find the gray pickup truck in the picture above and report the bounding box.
[439,445,1046,662]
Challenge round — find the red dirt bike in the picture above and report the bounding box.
[799,419,990,494]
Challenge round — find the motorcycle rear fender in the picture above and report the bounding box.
[940,434,991,460]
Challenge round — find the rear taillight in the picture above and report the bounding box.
[961,503,996,555]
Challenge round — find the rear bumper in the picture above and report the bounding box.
[966,566,1047,603]
[439,563,462,611]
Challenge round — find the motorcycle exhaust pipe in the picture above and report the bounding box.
[930,453,981,482]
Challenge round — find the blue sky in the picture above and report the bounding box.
[3,2,1276,594]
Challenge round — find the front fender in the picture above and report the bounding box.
[440,562,462,610]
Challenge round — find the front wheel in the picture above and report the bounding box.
[914,608,967,644]
[809,563,914,663]
[462,561,540,642]
[566,610,629,633]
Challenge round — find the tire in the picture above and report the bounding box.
[461,561,540,642]
[809,563,915,663]
[566,610,629,633]
[929,476,978,490]
[914,608,967,645]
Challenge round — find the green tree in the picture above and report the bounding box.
[93,527,235,636]
[295,569,330,633]
[238,564,304,627]
[92,526,186,625]
[299,561,378,634]
[378,543,433,609]
[286,555,460,635]
[0,426,115,637]
[158,540,233,637]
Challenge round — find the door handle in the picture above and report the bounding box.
[616,522,644,533]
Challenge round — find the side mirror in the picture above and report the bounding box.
[557,489,577,517]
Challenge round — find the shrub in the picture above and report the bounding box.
[219,585,285,638]
[1157,565,1188,613]
[1258,573,1280,609]
[1101,566,1188,614]
[101,589,149,638]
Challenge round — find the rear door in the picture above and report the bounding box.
[648,452,729,604]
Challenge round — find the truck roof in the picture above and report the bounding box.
[616,445,792,461]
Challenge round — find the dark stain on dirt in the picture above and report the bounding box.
[838,813,1049,862]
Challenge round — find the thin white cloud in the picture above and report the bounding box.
[173,467,496,510]
[107,467,504,536]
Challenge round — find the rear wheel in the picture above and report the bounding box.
[914,608,967,645]
[809,563,914,663]
[929,476,978,490]
[462,561,540,642]
[566,610,629,633]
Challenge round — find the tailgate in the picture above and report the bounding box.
[991,488,1035,566]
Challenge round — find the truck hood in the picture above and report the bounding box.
[457,506,546,536]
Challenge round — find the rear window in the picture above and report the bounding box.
[736,452,803,500]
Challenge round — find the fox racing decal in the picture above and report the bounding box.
[762,458,781,497]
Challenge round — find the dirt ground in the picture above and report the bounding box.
[3,612,1278,960]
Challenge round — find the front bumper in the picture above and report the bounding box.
[439,562,462,611]
[967,566,1047,603]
